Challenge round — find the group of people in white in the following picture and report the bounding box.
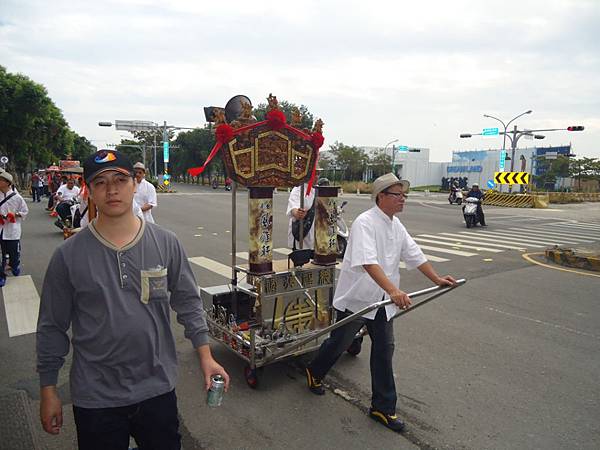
[0,161,157,288]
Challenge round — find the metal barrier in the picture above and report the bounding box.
[483,191,536,208]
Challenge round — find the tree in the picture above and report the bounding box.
[0,65,94,184]
[569,157,600,191]
[172,126,218,182]
[253,99,315,130]
[327,141,369,181]
[369,150,392,179]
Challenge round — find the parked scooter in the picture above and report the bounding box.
[336,200,349,258]
[462,197,481,228]
[448,188,463,205]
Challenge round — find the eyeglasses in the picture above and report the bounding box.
[383,191,407,198]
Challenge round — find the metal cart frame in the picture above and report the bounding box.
[203,182,466,387]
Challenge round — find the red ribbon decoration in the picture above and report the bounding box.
[6,212,16,223]
[187,117,322,183]
[0,216,4,226]
[266,109,286,130]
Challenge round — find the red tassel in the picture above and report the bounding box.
[215,124,234,143]
[0,216,4,225]
[7,212,16,223]
[311,132,324,150]
[266,110,286,130]
[306,151,320,196]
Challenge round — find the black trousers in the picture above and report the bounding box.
[73,390,181,450]
[309,307,397,414]
[0,238,20,278]
[477,205,486,225]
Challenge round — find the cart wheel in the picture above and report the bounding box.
[244,365,259,389]
[346,337,363,356]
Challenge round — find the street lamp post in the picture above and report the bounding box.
[385,139,399,176]
[99,120,196,184]
[483,110,532,192]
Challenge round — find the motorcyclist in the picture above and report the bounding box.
[464,183,486,226]
[449,180,461,203]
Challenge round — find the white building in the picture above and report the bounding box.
[359,146,445,187]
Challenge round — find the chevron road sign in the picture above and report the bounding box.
[494,171,530,185]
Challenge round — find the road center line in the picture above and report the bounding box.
[487,307,599,341]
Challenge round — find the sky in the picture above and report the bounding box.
[1,0,598,162]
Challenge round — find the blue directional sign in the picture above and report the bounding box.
[483,127,499,136]
[398,145,409,151]
[499,149,506,171]
[163,141,170,163]
[487,179,495,189]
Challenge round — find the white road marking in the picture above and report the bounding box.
[2,275,40,337]
[188,257,233,279]
[455,232,540,248]
[502,229,592,244]
[416,245,477,257]
[540,225,600,240]
[466,230,573,246]
[544,223,600,235]
[433,233,527,251]
[273,248,292,256]
[235,252,249,260]
[422,254,451,262]
[508,227,593,242]
[488,307,599,341]
[413,237,503,253]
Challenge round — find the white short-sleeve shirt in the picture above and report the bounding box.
[333,205,427,320]
[134,179,158,223]
[56,185,80,202]
[286,184,316,249]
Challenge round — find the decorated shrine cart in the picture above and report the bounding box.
[191,94,465,387]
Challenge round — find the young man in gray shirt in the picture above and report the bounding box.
[36,150,230,450]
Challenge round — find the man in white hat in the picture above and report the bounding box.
[0,171,29,287]
[133,162,157,223]
[305,173,457,433]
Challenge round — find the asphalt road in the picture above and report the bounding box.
[1,183,599,450]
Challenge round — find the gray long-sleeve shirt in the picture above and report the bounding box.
[36,219,209,408]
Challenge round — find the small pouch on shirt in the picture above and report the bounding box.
[140,267,168,304]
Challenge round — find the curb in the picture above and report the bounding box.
[544,246,600,272]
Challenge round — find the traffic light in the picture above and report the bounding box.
[567,126,584,131]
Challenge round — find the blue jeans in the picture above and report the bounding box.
[309,306,397,414]
[73,390,181,450]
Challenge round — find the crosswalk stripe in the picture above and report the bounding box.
[188,257,233,279]
[507,228,594,242]
[544,223,600,235]
[461,230,565,246]
[485,229,585,245]
[565,221,600,230]
[273,248,292,256]
[416,244,477,257]
[235,251,249,260]
[456,232,541,248]
[422,253,451,262]
[2,275,40,337]
[413,237,503,253]
[437,233,527,250]
[533,225,600,239]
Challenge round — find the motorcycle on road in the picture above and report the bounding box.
[462,197,481,228]
[448,188,463,205]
